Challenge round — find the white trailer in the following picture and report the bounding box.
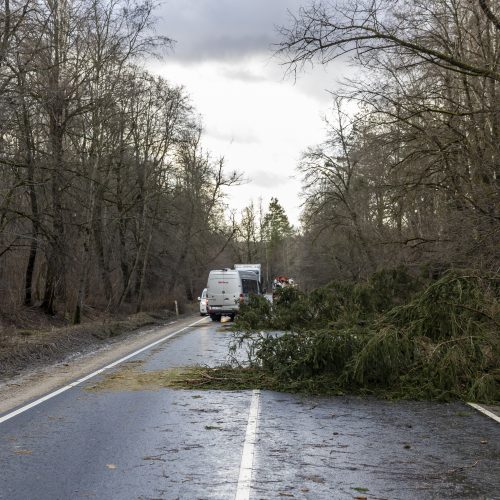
[234,263,262,287]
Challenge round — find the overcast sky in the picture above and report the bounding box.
[149,0,346,225]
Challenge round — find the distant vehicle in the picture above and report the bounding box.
[198,288,208,316]
[206,268,260,322]
[272,276,296,301]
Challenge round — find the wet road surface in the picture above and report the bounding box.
[0,318,499,499]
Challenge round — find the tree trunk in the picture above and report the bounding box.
[20,82,40,306]
[42,123,66,314]
[93,200,113,303]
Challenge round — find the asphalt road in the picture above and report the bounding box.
[0,318,499,499]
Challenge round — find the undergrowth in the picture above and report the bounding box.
[227,269,499,403]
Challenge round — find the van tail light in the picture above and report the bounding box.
[239,294,244,303]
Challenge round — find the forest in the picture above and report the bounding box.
[283,0,500,288]
[0,0,499,328]
[0,0,244,324]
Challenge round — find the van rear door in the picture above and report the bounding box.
[208,271,239,310]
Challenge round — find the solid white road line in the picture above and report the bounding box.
[0,317,209,425]
[235,389,261,500]
[467,402,500,424]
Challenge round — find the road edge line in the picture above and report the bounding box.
[467,402,500,423]
[235,389,261,500]
[0,317,208,425]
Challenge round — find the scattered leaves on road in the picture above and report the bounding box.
[299,474,325,484]
[142,455,166,462]
[13,448,32,455]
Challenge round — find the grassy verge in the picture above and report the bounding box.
[0,310,175,379]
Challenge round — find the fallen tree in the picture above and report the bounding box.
[216,269,499,402]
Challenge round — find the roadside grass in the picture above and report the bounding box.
[0,310,174,379]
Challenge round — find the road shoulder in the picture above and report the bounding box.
[0,314,203,415]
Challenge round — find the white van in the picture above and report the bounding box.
[206,268,260,321]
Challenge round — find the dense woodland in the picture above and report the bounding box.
[0,0,243,321]
[0,0,499,325]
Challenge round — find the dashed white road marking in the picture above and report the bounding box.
[0,317,209,425]
[235,389,261,500]
[468,403,500,423]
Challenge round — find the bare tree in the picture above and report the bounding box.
[300,99,377,273]
[278,0,500,81]
[284,0,499,282]
[72,0,172,322]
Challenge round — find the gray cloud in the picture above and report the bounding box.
[157,0,304,62]
[220,66,269,83]
[155,1,346,103]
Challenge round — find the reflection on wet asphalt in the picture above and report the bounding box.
[254,393,500,499]
[140,321,241,372]
[0,318,499,499]
[0,389,249,499]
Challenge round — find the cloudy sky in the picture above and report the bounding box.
[149,0,346,225]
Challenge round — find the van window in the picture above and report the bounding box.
[242,278,258,295]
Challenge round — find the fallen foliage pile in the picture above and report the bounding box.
[229,269,499,402]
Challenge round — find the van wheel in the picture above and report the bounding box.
[229,315,235,322]
[210,314,220,322]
